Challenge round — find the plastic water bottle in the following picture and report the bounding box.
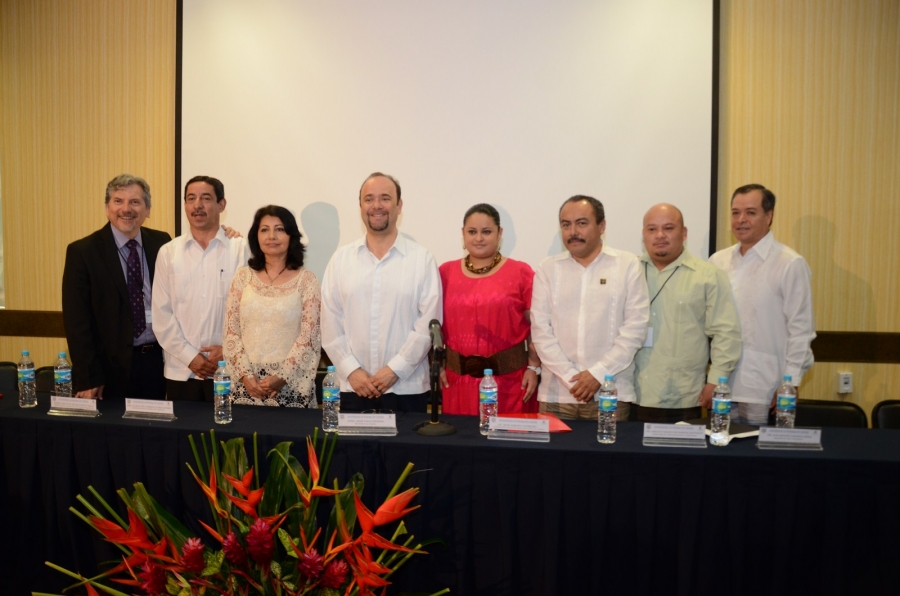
[776,375,797,429]
[322,365,339,432]
[18,350,37,408]
[709,376,732,446]
[479,369,498,436]
[54,352,73,397]
[213,361,232,424]
[597,374,617,444]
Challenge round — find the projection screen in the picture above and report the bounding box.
[180,0,717,282]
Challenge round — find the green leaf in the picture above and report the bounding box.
[277,527,300,558]
[270,559,282,579]
[203,549,224,576]
[260,442,295,516]
[319,589,341,596]
[282,580,297,591]
[327,472,364,540]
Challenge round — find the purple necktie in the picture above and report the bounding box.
[125,239,146,338]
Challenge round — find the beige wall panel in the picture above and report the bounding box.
[719,0,900,412]
[0,0,175,366]
[0,0,176,318]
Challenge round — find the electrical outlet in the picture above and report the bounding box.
[838,372,853,394]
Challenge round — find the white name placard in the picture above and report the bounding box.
[338,413,397,429]
[50,396,98,412]
[125,399,175,416]
[489,417,550,433]
[643,423,706,441]
[758,427,822,448]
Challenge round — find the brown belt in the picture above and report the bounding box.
[445,342,528,378]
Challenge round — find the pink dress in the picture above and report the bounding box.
[439,258,537,416]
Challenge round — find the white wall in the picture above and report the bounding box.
[182,0,714,281]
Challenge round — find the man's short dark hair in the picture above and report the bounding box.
[184,176,225,202]
[732,184,775,213]
[359,172,401,202]
[559,195,605,224]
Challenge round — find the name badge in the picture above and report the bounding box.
[145,309,153,324]
[643,327,654,348]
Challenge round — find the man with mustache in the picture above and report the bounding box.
[62,174,172,399]
[151,176,249,401]
[709,184,815,425]
[632,203,742,422]
[321,172,441,413]
[531,195,649,420]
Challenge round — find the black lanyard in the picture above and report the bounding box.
[644,262,681,305]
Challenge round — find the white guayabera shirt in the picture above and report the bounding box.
[709,231,816,404]
[531,244,650,404]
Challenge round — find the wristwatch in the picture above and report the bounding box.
[527,365,542,375]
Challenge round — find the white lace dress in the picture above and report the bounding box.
[223,266,321,407]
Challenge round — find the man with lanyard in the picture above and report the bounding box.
[62,174,171,399]
[632,203,742,422]
[152,176,249,401]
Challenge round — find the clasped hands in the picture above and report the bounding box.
[188,345,224,379]
[349,366,398,399]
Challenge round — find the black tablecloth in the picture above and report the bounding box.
[1,396,899,595]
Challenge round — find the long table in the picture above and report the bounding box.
[1,396,899,596]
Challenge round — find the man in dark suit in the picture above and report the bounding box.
[62,174,172,399]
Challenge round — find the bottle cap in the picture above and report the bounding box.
[719,376,728,383]
[218,360,226,367]
[783,374,792,382]
[327,365,335,372]
[484,369,493,375]
[21,350,29,356]
[59,352,67,358]
[604,374,614,381]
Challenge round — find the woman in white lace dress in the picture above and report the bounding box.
[223,205,321,407]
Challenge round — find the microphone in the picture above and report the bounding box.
[429,319,444,352]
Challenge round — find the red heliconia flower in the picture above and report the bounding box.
[320,559,349,589]
[138,560,167,595]
[246,518,275,565]
[181,537,206,574]
[298,547,325,580]
[222,532,248,568]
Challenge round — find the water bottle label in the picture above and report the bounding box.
[598,396,617,412]
[712,397,731,414]
[479,388,498,404]
[18,368,35,383]
[54,370,72,383]
[214,379,232,395]
[777,394,796,411]
[323,387,340,402]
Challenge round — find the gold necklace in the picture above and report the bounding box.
[264,265,287,284]
[465,252,502,274]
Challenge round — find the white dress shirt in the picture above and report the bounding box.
[152,228,250,381]
[320,234,442,395]
[531,245,650,404]
[709,231,815,404]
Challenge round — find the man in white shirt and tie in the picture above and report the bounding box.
[320,172,442,413]
[152,176,250,401]
[531,195,650,420]
[709,184,815,425]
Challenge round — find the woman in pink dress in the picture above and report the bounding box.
[439,204,541,415]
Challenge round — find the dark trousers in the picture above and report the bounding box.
[340,391,431,413]
[104,343,166,399]
[166,378,215,402]
[631,404,702,423]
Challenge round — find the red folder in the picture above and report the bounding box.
[498,412,572,433]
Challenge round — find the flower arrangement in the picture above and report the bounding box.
[40,429,446,596]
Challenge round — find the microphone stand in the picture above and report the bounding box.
[414,345,457,436]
